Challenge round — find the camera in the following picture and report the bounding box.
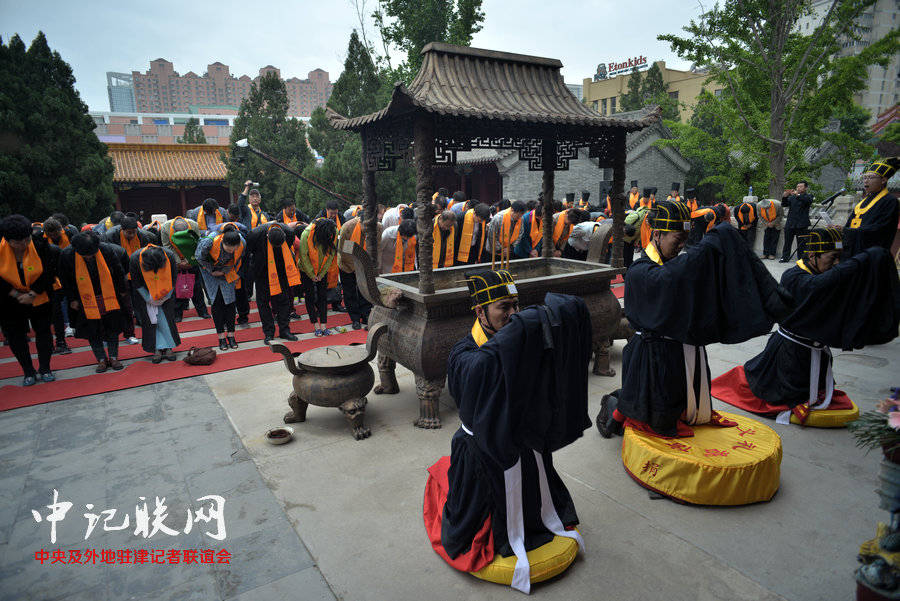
[251,182,260,187]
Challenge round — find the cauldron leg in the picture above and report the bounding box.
[373,353,399,394]
[339,397,371,440]
[414,375,445,429]
[284,391,309,424]
[592,338,616,377]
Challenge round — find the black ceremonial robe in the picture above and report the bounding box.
[617,223,793,437]
[442,293,591,592]
[743,247,900,408]
[842,191,899,259]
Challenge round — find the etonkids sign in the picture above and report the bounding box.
[594,56,649,80]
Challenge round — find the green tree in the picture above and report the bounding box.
[640,63,666,100]
[304,30,398,214]
[638,62,681,121]
[223,72,314,213]
[177,117,206,144]
[619,66,644,112]
[659,0,900,199]
[0,32,114,225]
[373,0,485,82]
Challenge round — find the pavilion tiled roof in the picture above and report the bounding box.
[329,43,660,131]
[107,143,229,184]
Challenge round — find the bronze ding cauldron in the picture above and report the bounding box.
[270,323,386,440]
[347,241,630,430]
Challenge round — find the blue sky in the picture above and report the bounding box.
[2,0,698,112]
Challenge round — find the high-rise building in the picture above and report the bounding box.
[112,59,333,118]
[797,0,900,121]
[107,72,136,112]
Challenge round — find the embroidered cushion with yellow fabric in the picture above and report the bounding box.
[622,411,782,505]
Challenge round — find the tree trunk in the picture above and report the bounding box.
[768,107,787,201]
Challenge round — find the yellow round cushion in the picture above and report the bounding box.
[622,412,782,505]
[790,401,859,428]
[469,532,579,585]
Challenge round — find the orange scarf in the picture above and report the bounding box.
[266,226,302,295]
[500,209,522,248]
[120,230,141,279]
[628,192,640,210]
[736,204,757,229]
[349,219,367,251]
[138,245,173,301]
[432,217,455,269]
[209,234,244,283]
[250,206,268,228]
[527,211,542,248]
[760,203,776,222]
[685,198,699,213]
[456,210,482,264]
[640,197,654,210]
[553,210,572,247]
[45,229,70,249]
[75,251,120,319]
[305,221,336,277]
[280,209,298,224]
[197,207,222,230]
[392,234,417,273]
[0,239,49,306]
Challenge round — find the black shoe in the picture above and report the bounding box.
[197,311,211,319]
[174,315,183,323]
[237,315,249,325]
[289,312,301,320]
[279,332,298,342]
[352,321,362,330]
[219,339,228,351]
[227,335,238,349]
[778,258,789,263]
[332,305,347,312]
[596,394,623,438]
[263,335,273,345]
[56,343,72,355]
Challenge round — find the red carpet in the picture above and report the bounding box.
[0,328,367,412]
[611,273,624,299]
[0,312,352,379]
[711,365,854,415]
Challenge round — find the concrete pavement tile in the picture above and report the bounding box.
[104,427,178,468]
[176,442,248,477]
[185,459,265,500]
[105,529,214,599]
[208,524,315,599]
[0,544,107,601]
[124,579,218,601]
[29,447,109,485]
[231,567,335,601]
[207,487,289,542]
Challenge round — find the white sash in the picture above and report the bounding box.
[775,328,834,424]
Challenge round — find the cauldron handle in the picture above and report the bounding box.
[365,322,387,363]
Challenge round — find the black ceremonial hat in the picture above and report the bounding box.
[465,269,518,309]
[671,182,681,192]
[864,157,900,179]
[804,227,843,254]
[648,200,691,232]
[565,192,575,203]
[631,180,638,188]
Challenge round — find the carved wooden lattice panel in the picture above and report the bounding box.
[363,117,414,172]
